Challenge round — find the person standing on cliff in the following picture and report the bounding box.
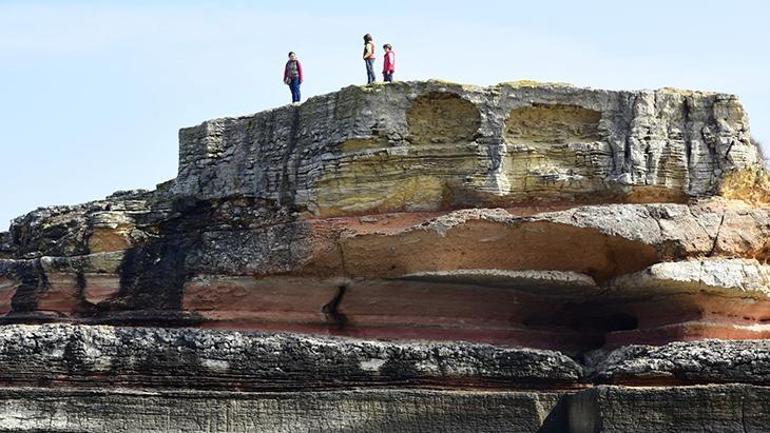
[283,51,303,104]
[382,44,395,82]
[363,34,376,84]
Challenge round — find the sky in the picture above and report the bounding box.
[1,0,769,230]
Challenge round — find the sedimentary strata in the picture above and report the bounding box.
[1,81,769,432]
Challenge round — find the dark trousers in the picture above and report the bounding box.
[383,71,394,82]
[365,58,376,84]
[289,78,301,102]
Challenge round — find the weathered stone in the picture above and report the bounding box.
[569,384,770,433]
[0,324,583,390]
[3,384,770,433]
[609,258,770,299]
[0,387,566,433]
[332,200,770,282]
[7,189,159,259]
[720,165,770,205]
[4,199,770,350]
[0,233,11,259]
[172,81,760,216]
[588,339,770,384]
[1,81,769,431]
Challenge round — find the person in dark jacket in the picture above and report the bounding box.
[363,34,376,84]
[283,52,303,103]
[382,44,395,82]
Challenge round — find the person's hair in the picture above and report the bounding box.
[363,33,372,44]
[383,44,392,50]
[288,51,295,57]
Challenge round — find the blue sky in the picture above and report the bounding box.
[2,0,769,229]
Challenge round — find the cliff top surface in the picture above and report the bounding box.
[185,80,732,125]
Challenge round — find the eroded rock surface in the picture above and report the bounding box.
[609,258,770,299]
[589,339,770,385]
[0,324,582,390]
[1,80,769,432]
[172,81,759,216]
[569,384,770,433]
[0,387,567,433]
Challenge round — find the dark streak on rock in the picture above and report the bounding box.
[9,259,46,313]
[322,284,349,329]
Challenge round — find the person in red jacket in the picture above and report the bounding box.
[283,51,303,103]
[382,44,395,82]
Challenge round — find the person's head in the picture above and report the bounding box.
[363,33,372,44]
[383,44,392,52]
[288,51,296,61]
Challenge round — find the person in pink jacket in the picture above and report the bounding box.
[382,44,395,82]
[283,51,303,103]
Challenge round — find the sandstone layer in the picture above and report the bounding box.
[3,198,770,351]
[1,81,769,432]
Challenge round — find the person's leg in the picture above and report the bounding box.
[384,72,393,82]
[290,78,300,102]
[366,59,375,84]
[371,62,377,83]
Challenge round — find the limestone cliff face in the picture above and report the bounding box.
[0,81,769,432]
[173,81,758,216]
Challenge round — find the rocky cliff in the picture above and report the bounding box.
[1,80,769,432]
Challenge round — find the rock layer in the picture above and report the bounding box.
[0,387,567,433]
[0,324,582,390]
[173,81,759,215]
[569,384,770,433]
[0,325,768,432]
[589,339,770,385]
[2,198,770,352]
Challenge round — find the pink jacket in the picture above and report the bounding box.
[283,60,303,83]
[383,51,395,73]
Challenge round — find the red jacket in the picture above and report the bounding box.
[283,60,303,83]
[383,51,395,73]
